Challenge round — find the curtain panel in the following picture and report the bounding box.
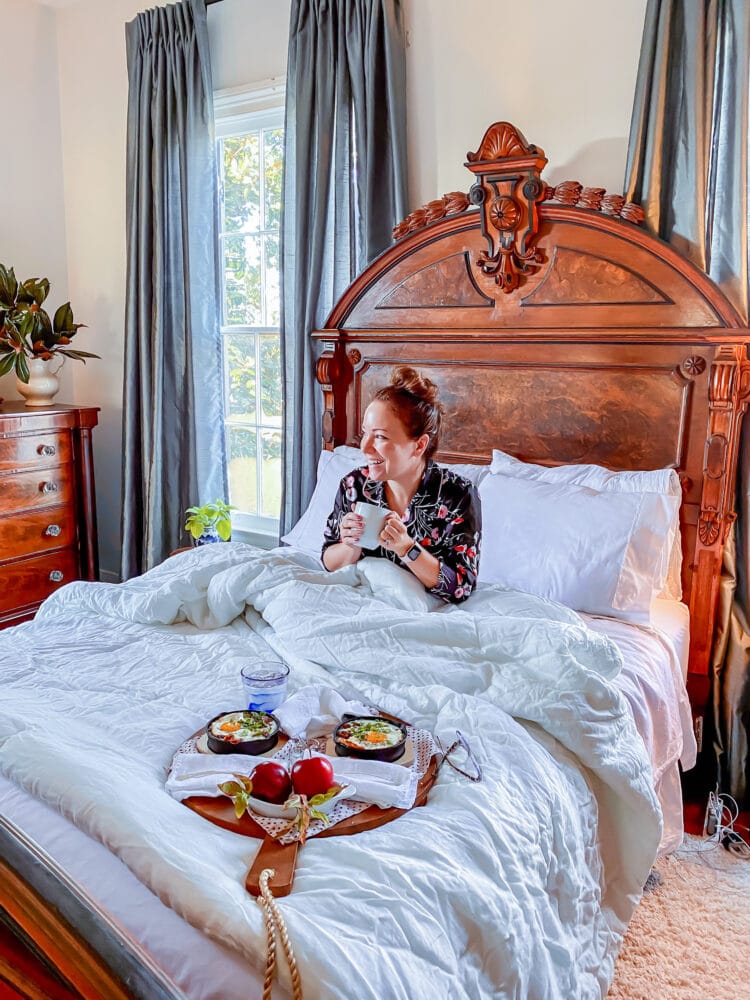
[626,0,750,803]
[279,0,408,536]
[121,0,226,580]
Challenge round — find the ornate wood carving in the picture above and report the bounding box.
[316,342,340,449]
[347,349,362,366]
[681,355,707,378]
[392,191,470,241]
[464,122,548,293]
[541,180,644,224]
[698,347,750,549]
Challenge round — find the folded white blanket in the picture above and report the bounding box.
[273,684,373,738]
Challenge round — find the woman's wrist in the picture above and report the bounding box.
[398,537,416,560]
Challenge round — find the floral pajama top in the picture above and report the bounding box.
[322,460,482,604]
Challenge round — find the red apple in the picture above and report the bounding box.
[291,755,335,799]
[249,761,292,804]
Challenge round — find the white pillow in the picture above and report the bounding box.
[281,447,366,555]
[281,446,490,556]
[477,473,679,622]
[490,449,683,600]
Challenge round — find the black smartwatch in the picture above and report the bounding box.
[403,542,422,563]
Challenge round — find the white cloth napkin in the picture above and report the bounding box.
[165,751,265,802]
[273,684,374,738]
[165,748,417,809]
[326,755,417,809]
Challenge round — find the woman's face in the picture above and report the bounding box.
[360,400,428,483]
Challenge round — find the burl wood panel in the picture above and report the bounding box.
[376,252,492,310]
[358,361,689,469]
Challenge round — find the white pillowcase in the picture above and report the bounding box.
[478,473,679,622]
[490,449,683,601]
[282,446,490,556]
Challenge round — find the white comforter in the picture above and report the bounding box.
[0,544,661,999]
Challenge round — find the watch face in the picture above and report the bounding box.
[406,543,421,562]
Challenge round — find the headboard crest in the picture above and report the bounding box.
[391,121,645,263]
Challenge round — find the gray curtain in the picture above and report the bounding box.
[625,0,750,803]
[121,0,226,580]
[280,0,408,535]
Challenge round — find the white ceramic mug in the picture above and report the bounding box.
[353,501,390,549]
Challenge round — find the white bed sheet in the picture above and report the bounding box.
[0,546,676,999]
[582,599,695,855]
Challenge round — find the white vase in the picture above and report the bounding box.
[16,357,64,407]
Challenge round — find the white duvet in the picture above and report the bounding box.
[0,543,661,999]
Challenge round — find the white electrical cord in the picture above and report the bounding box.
[703,790,750,860]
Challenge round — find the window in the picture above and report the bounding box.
[215,83,285,537]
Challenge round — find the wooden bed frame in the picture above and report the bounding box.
[2,119,749,998]
[315,121,750,737]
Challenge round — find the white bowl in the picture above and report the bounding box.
[247,783,356,819]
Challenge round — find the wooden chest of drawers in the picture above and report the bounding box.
[0,403,99,627]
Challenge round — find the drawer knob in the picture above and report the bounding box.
[38,443,56,456]
[41,481,59,494]
[49,570,64,583]
[45,524,62,537]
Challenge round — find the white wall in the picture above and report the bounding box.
[4,0,648,579]
[0,0,72,403]
[404,0,648,207]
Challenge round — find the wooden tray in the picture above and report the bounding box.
[180,717,438,898]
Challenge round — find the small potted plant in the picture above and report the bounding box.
[184,499,236,545]
[0,263,99,406]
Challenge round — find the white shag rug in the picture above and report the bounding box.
[609,834,750,999]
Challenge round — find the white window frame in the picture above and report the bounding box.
[214,80,285,543]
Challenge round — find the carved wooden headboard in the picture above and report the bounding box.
[314,122,750,725]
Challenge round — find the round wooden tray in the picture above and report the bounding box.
[180,716,438,897]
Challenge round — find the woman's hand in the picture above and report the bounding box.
[379,512,412,558]
[339,511,364,548]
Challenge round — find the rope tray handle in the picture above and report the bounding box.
[257,868,303,1000]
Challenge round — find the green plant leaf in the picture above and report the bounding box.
[218,780,246,798]
[56,348,100,361]
[53,302,74,333]
[0,265,18,308]
[309,785,343,807]
[0,353,16,376]
[16,352,29,383]
[22,278,49,306]
[217,519,232,541]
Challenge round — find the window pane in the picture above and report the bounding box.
[228,426,258,515]
[260,430,282,517]
[263,128,283,230]
[224,235,261,325]
[225,333,256,422]
[222,133,261,232]
[264,234,280,326]
[260,334,282,425]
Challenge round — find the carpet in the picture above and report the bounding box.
[609,834,750,999]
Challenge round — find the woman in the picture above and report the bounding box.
[322,367,481,603]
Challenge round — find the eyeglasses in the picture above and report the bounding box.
[436,730,482,783]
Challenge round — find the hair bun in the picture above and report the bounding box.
[389,366,439,405]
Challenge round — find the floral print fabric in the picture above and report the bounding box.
[322,460,482,603]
